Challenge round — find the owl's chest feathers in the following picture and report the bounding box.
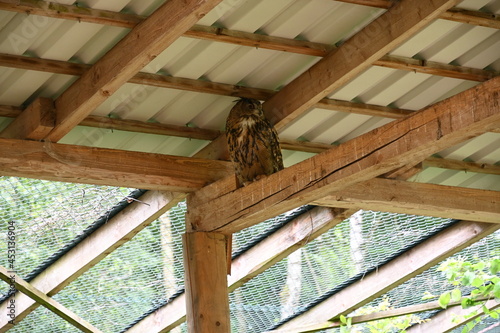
[235,116,259,145]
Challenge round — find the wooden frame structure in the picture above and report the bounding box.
[0,0,499,332]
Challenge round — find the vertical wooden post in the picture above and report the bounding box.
[183,232,230,332]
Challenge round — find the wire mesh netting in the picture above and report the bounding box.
[0,176,498,332]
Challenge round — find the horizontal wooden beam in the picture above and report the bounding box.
[407,298,500,333]
[0,1,496,51]
[0,53,413,119]
[186,76,500,234]
[0,191,183,331]
[0,138,232,192]
[374,55,497,82]
[126,207,353,332]
[269,295,492,332]
[312,178,500,223]
[275,220,500,330]
[0,266,103,333]
[423,156,500,175]
[440,7,500,30]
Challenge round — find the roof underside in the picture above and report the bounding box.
[0,0,499,332]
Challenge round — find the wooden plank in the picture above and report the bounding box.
[126,207,353,333]
[407,299,500,333]
[0,190,183,332]
[0,266,103,333]
[423,156,500,176]
[44,0,222,142]
[0,54,417,119]
[275,220,500,330]
[0,138,232,192]
[0,0,142,28]
[262,0,461,130]
[185,25,332,57]
[374,55,498,82]
[0,97,54,140]
[440,7,500,30]
[312,178,500,223]
[268,295,492,332]
[186,76,500,235]
[183,232,230,332]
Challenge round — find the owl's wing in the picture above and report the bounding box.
[254,119,284,174]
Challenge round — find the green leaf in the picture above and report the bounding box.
[439,292,451,309]
[490,259,500,274]
[462,271,475,286]
[490,311,499,319]
[461,297,475,309]
[451,288,462,302]
[493,282,500,299]
[340,314,347,325]
[471,277,484,288]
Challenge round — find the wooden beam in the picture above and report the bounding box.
[186,75,500,235]
[0,53,415,119]
[0,190,183,332]
[126,207,353,333]
[312,178,500,224]
[1,1,496,54]
[374,55,497,82]
[262,0,461,130]
[185,25,332,57]
[0,266,103,333]
[407,299,500,333]
[0,138,233,192]
[0,97,55,140]
[275,220,500,330]
[43,0,222,142]
[268,295,492,332]
[183,232,230,332]
[423,156,500,176]
[440,7,500,30]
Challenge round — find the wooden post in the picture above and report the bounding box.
[183,232,230,332]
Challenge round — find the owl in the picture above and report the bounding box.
[226,98,284,186]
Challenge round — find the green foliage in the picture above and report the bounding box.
[431,256,500,332]
[338,297,425,333]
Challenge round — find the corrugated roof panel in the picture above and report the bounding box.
[390,20,461,58]
[420,25,498,63]
[358,71,431,106]
[0,69,53,106]
[241,52,317,90]
[328,66,397,101]
[301,2,383,44]
[217,0,293,32]
[456,31,500,69]
[73,25,129,64]
[190,95,236,130]
[439,133,500,164]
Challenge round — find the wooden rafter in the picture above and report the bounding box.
[312,178,500,224]
[0,191,183,331]
[275,220,500,330]
[407,299,500,332]
[269,296,493,332]
[187,76,500,235]
[126,207,353,332]
[36,0,222,142]
[0,0,497,49]
[263,0,462,130]
[0,138,232,192]
[423,156,500,176]
[0,266,103,333]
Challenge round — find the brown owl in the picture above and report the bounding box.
[226,98,284,186]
